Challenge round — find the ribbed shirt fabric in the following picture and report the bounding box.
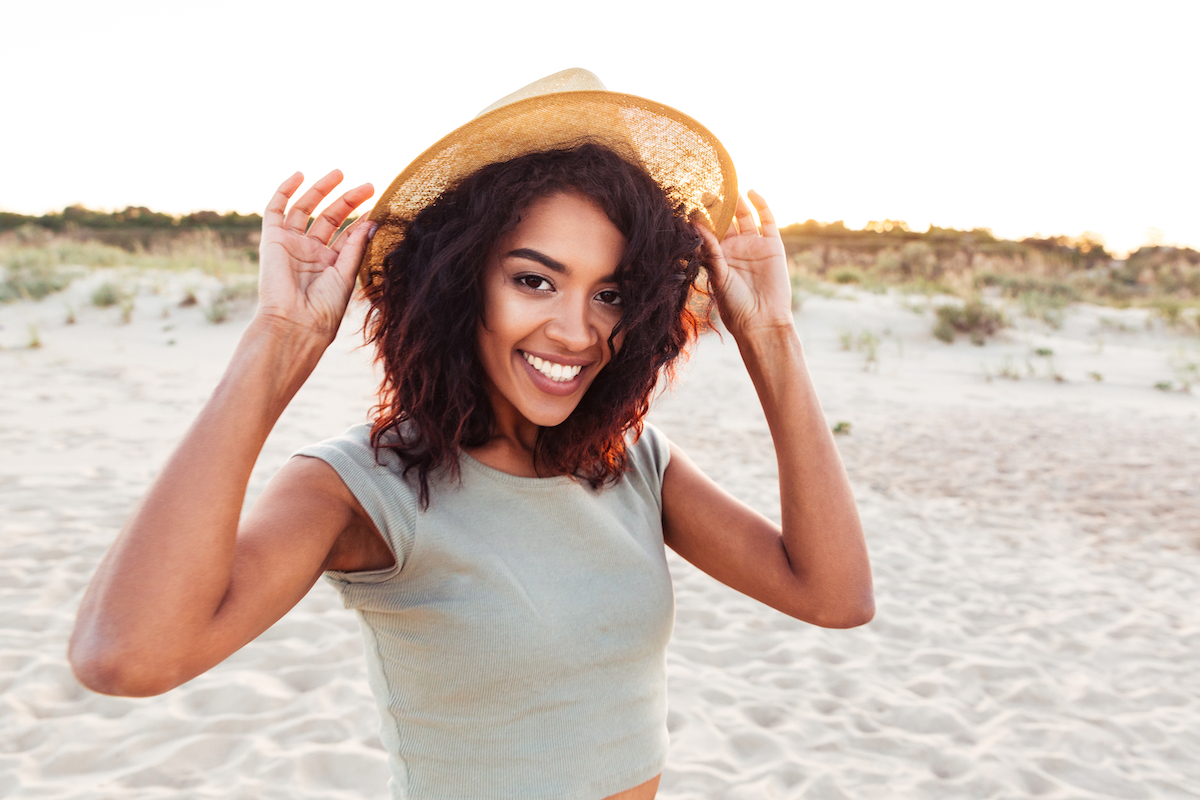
[294,423,675,800]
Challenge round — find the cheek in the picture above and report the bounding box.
[478,293,532,369]
[487,297,530,347]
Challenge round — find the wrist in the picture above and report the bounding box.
[249,307,339,347]
[227,316,331,402]
[733,322,811,409]
[732,319,801,359]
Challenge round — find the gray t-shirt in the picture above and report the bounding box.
[295,422,674,800]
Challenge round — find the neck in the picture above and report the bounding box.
[468,377,544,475]
[467,430,543,478]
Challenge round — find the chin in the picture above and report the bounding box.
[522,400,581,430]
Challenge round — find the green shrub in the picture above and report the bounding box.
[0,261,73,303]
[933,299,1006,345]
[205,298,230,324]
[91,281,125,308]
[832,267,863,284]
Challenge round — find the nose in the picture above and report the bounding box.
[544,293,599,352]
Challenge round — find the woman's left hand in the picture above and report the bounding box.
[696,191,793,339]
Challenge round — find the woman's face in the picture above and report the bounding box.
[477,191,627,435]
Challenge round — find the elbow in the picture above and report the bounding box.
[68,632,179,698]
[816,597,875,629]
[796,587,875,629]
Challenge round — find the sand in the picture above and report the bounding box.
[2,269,1198,799]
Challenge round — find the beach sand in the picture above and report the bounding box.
[2,270,1198,798]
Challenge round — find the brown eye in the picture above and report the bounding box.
[596,289,622,307]
[518,275,553,291]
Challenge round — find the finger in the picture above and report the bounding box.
[330,205,375,254]
[329,212,368,254]
[331,217,377,290]
[263,172,304,227]
[284,169,344,232]
[747,190,778,238]
[693,221,729,288]
[734,194,759,236]
[309,183,375,245]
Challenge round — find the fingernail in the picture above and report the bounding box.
[367,223,378,240]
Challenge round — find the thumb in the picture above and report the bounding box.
[332,220,377,291]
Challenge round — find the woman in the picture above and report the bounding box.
[69,70,873,800]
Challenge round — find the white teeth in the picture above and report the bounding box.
[523,352,583,382]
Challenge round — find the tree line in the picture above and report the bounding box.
[0,206,262,233]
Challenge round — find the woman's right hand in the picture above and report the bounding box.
[256,170,375,341]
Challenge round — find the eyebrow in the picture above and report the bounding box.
[504,248,568,274]
[503,248,617,283]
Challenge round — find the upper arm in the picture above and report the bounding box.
[661,441,808,618]
[199,456,381,670]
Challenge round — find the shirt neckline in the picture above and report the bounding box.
[457,449,579,489]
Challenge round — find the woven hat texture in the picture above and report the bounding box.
[360,68,737,286]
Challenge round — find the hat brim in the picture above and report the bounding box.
[359,90,737,287]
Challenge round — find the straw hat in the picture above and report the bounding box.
[359,68,738,286]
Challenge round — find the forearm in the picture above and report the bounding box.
[70,317,329,685]
[735,324,874,626]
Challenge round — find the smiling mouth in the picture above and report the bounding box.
[522,352,583,383]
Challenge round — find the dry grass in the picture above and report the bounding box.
[0,227,257,306]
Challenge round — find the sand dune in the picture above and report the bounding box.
[2,270,1197,798]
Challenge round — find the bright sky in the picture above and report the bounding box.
[4,1,1197,256]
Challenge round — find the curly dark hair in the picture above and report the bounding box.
[363,143,710,506]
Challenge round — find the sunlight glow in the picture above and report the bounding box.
[3,1,1197,256]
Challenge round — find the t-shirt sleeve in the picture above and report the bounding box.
[292,424,418,602]
[627,422,672,512]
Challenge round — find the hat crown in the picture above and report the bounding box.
[476,68,607,118]
[361,68,737,286]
